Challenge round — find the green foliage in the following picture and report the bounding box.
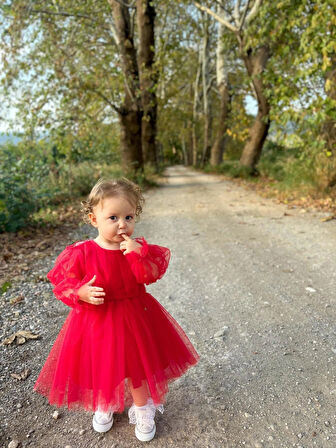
[0,281,12,294]
[0,146,43,232]
[204,160,255,179]
[258,141,296,181]
[258,139,336,193]
[0,129,121,232]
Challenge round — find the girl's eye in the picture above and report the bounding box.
[109,216,117,221]
[126,215,134,221]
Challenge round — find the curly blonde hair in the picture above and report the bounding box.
[81,178,144,223]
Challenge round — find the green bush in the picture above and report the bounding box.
[204,160,255,178]
[258,141,298,181]
[0,135,123,232]
[0,148,42,232]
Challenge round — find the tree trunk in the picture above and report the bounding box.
[210,82,230,166]
[108,0,143,174]
[192,52,202,166]
[119,105,143,175]
[323,53,336,151]
[210,16,231,167]
[239,45,270,171]
[201,17,213,166]
[137,0,158,167]
[323,53,336,187]
[186,120,194,165]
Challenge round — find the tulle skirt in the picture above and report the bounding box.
[34,293,199,412]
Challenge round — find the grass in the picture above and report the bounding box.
[202,142,336,213]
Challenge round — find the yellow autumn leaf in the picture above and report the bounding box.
[325,79,332,91]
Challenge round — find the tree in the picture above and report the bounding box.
[0,0,160,175]
[196,0,270,172]
[137,0,158,165]
[210,2,232,166]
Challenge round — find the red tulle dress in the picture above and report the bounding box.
[34,238,199,412]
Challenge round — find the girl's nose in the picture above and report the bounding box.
[119,219,126,229]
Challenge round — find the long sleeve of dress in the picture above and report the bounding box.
[125,237,171,285]
[47,243,88,309]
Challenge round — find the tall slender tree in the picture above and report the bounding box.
[196,0,270,172]
[210,2,232,166]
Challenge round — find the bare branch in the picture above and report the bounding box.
[245,0,263,25]
[26,7,113,32]
[239,0,251,30]
[194,2,237,33]
[233,0,241,28]
[108,21,120,46]
[86,87,122,114]
[28,8,96,21]
[212,0,235,20]
[77,76,121,114]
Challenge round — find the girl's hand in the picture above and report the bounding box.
[120,234,142,255]
[78,275,105,305]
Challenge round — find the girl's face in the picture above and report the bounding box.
[89,195,136,249]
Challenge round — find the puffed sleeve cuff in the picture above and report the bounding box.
[124,237,149,263]
[125,237,171,285]
[51,277,89,309]
[47,243,86,309]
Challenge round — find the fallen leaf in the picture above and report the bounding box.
[10,295,24,305]
[3,330,40,345]
[321,215,336,222]
[11,368,31,380]
[35,238,50,249]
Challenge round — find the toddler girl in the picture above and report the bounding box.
[34,178,199,442]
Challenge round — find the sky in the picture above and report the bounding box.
[0,95,258,136]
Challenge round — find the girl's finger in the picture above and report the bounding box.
[92,286,104,292]
[87,275,96,285]
[92,291,105,297]
[121,233,131,241]
[90,297,104,305]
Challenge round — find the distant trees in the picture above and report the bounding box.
[0,0,335,185]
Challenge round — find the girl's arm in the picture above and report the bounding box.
[124,237,171,285]
[47,243,89,308]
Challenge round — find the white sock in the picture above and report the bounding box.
[134,403,147,410]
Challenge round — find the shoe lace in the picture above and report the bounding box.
[95,410,113,424]
[136,406,156,432]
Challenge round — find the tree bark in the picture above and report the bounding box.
[137,0,158,167]
[192,52,202,166]
[210,16,231,166]
[195,1,269,172]
[323,53,336,187]
[239,45,271,171]
[119,105,143,174]
[210,82,231,166]
[201,17,213,166]
[108,0,143,174]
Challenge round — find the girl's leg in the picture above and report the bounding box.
[128,378,149,407]
[128,379,157,442]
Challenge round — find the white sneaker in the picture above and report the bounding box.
[128,399,164,442]
[92,409,114,433]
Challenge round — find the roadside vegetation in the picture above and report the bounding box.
[0,0,335,236]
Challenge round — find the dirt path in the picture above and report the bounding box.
[1,165,336,448]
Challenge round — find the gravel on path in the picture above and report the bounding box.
[1,165,336,448]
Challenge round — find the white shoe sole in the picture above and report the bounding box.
[135,423,156,442]
[92,414,113,433]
